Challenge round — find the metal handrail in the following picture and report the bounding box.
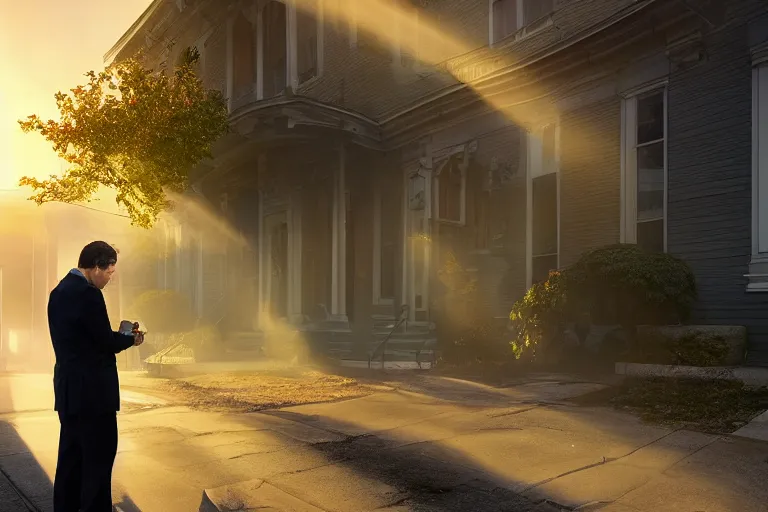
[368,305,410,369]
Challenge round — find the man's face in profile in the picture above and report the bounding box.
[91,264,116,290]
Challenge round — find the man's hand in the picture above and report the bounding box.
[133,331,145,346]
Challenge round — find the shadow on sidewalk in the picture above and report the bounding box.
[0,375,144,511]
[0,370,55,510]
[202,393,765,512]
[114,493,142,512]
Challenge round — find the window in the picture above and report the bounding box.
[263,1,287,98]
[373,183,399,303]
[491,0,554,44]
[232,12,256,101]
[523,0,554,25]
[297,0,318,83]
[749,56,768,290]
[530,124,558,285]
[622,87,667,253]
[435,154,466,223]
[492,0,517,42]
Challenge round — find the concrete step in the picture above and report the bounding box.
[373,330,435,341]
[340,359,434,370]
[368,338,438,351]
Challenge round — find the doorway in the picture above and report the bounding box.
[268,219,289,320]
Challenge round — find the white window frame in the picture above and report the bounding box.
[292,0,325,88]
[433,147,468,226]
[525,121,560,289]
[620,80,668,252]
[748,43,768,291]
[230,0,323,102]
[489,0,554,45]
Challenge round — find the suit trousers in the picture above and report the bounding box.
[53,411,118,512]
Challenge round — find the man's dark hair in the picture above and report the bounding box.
[78,241,118,270]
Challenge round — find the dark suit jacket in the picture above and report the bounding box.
[48,272,135,416]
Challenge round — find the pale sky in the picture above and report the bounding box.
[0,0,153,190]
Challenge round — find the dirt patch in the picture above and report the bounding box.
[572,377,768,434]
[134,369,391,412]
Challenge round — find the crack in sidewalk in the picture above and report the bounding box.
[522,429,682,494]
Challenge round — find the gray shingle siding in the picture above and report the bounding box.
[667,6,768,365]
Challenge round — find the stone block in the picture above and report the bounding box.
[636,324,747,365]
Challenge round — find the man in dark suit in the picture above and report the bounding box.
[48,241,144,512]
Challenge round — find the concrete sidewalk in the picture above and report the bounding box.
[1,373,767,511]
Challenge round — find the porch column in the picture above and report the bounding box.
[288,190,303,322]
[331,143,348,321]
[257,154,266,328]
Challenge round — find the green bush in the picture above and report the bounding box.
[630,330,730,367]
[509,244,698,362]
[128,289,196,333]
[566,244,697,327]
[509,270,569,361]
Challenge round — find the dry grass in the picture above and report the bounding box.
[154,369,390,412]
[573,377,768,434]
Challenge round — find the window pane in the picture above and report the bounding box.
[637,141,664,222]
[542,124,556,174]
[637,90,664,144]
[439,157,462,222]
[532,254,558,286]
[232,14,255,99]
[493,0,517,41]
[637,219,664,253]
[524,0,554,24]
[532,173,557,256]
[297,0,318,84]
[264,1,287,98]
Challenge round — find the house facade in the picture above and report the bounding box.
[107,0,768,365]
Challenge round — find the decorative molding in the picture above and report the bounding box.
[666,31,706,71]
[753,41,768,67]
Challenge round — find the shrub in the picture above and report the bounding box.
[566,244,697,327]
[508,244,698,361]
[508,270,570,361]
[128,289,196,333]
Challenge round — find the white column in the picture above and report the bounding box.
[331,143,347,320]
[197,234,204,318]
[288,191,303,322]
[257,154,266,327]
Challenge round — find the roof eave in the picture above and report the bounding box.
[103,0,165,65]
